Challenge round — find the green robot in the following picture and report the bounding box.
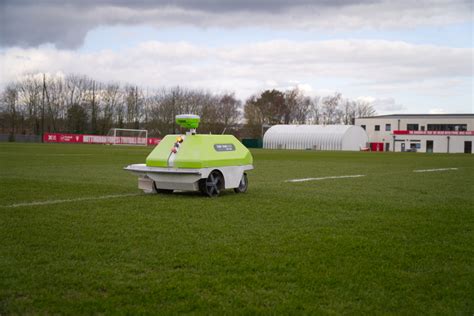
[125,114,253,197]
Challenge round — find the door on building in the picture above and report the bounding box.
[385,143,390,152]
[370,142,384,152]
[401,143,405,152]
[465,141,472,153]
[426,140,434,153]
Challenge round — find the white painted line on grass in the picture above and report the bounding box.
[413,168,458,173]
[35,154,95,156]
[286,174,366,183]
[0,153,94,156]
[1,193,141,208]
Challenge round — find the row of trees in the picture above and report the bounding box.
[0,74,242,137]
[244,89,376,137]
[0,73,375,139]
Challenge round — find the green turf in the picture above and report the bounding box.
[0,143,473,314]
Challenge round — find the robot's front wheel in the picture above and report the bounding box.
[234,173,248,193]
[199,170,224,197]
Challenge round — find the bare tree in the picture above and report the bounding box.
[308,96,322,124]
[123,85,143,129]
[67,103,88,133]
[19,75,42,135]
[354,99,376,118]
[43,75,66,132]
[2,84,19,140]
[321,92,343,124]
[65,74,88,110]
[243,95,263,138]
[100,83,121,133]
[284,88,311,124]
[148,87,178,135]
[218,93,241,130]
[342,99,356,125]
[90,80,98,134]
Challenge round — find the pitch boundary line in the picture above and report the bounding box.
[286,175,366,183]
[1,193,141,208]
[413,168,458,173]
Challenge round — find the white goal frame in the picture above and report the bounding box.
[106,128,148,146]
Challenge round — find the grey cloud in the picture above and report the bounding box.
[0,39,472,112]
[2,0,378,12]
[2,39,471,86]
[372,98,406,112]
[0,0,472,48]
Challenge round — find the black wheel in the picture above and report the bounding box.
[199,170,224,197]
[234,173,248,193]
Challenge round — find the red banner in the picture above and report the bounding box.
[43,133,161,146]
[44,133,83,143]
[393,130,474,136]
[147,138,161,146]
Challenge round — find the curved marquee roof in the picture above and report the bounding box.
[263,125,368,151]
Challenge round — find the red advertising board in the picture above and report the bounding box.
[147,138,161,146]
[43,133,161,146]
[44,133,83,143]
[393,130,474,136]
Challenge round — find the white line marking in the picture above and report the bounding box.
[0,153,94,156]
[413,168,458,173]
[286,175,366,183]
[35,154,95,156]
[1,193,141,208]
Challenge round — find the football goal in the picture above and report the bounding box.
[106,128,148,146]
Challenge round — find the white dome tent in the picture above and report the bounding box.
[263,125,368,151]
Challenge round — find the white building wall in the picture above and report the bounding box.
[355,115,474,153]
[390,135,473,153]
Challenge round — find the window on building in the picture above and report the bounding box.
[407,124,419,131]
[361,125,366,130]
[421,126,425,131]
[427,124,467,131]
[375,125,380,131]
[385,124,391,131]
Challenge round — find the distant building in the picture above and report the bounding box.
[263,125,368,151]
[355,114,474,153]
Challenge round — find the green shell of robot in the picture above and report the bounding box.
[146,134,253,169]
[125,114,254,197]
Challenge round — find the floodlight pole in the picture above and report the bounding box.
[41,73,45,143]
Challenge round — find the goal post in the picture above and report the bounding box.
[106,128,148,146]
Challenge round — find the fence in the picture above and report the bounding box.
[43,133,161,145]
[0,133,160,146]
[0,134,42,143]
[242,138,263,148]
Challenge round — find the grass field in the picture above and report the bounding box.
[1,142,473,314]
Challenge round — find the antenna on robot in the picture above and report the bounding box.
[175,114,200,135]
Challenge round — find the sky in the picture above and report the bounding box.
[0,0,473,114]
